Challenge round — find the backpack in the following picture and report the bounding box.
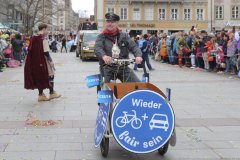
[138,39,146,49]
[142,41,150,53]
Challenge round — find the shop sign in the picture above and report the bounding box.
[119,23,155,28]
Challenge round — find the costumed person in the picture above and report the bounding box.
[24,23,61,102]
[205,39,214,71]
[177,32,190,67]
[158,33,168,63]
[201,30,211,71]
[94,12,142,83]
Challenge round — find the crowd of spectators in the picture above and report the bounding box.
[134,26,240,78]
[0,30,78,73]
[0,30,29,72]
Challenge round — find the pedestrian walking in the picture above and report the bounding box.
[134,34,154,71]
[11,33,23,64]
[61,36,67,53]
[24,23,61,102]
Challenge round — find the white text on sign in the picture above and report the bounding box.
[132,99,162,109]
[119,130,163,149]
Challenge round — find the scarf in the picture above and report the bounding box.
[102,27,120,36]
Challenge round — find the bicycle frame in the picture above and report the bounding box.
[122,110,137,123]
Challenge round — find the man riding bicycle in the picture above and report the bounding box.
[95,13,143,83]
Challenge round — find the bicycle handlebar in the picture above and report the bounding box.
[112,58,135,65]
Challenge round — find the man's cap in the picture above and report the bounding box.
[105,13,120,21]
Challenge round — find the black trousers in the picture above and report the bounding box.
[103,65,140,83]
[196,57,204,68]
[38,76,54,95]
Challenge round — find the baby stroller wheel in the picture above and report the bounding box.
[158,141,169,156]
[100,134,109,157]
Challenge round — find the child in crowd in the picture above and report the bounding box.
[193,36,204,69]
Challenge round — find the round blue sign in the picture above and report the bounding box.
[111,90,175,153]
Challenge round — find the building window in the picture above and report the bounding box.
[61,18,63,23]
[184,9,191,20]
[232,6,239,19]
[215,6,223,19]
[133,8,140,20]
[121,8,128,20]
[197,9,204,21]
[158,8,165,20]
[171,8,178,20]
[107,7,114,13]
[15,10,18,20]
[145,8,153,20]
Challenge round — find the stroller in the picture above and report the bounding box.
[51,40,58,53]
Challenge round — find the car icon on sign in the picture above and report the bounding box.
[149,114,169,131]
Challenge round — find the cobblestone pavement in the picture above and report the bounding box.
[0,53,240,160]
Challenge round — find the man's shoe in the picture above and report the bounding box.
[38,94,49,102]
[49,91,61,100]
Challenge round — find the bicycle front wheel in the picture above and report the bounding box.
[131,118,142,129]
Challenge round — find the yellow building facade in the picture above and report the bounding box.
[95,0,209,36]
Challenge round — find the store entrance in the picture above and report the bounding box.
[129,30,142,37]
[147,30,158,35]
[168,30,184,35]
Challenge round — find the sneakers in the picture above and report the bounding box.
[49,91,61,100]
[38,94,50,102]
[38,92,61,102]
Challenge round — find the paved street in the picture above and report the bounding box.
[0,53,240,160]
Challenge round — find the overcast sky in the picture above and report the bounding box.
[72,0,94,17]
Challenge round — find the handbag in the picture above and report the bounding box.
[7,59,20,68]
[182,48,191,54]
[4,48,12,55]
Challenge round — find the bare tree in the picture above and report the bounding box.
[0,0,66,34]
[18,0,66,34]
[0,0,10,16]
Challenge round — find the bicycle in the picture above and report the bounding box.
[88,58,176,157]
[116,110,142,129]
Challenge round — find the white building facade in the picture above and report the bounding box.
[210,0,240,31]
